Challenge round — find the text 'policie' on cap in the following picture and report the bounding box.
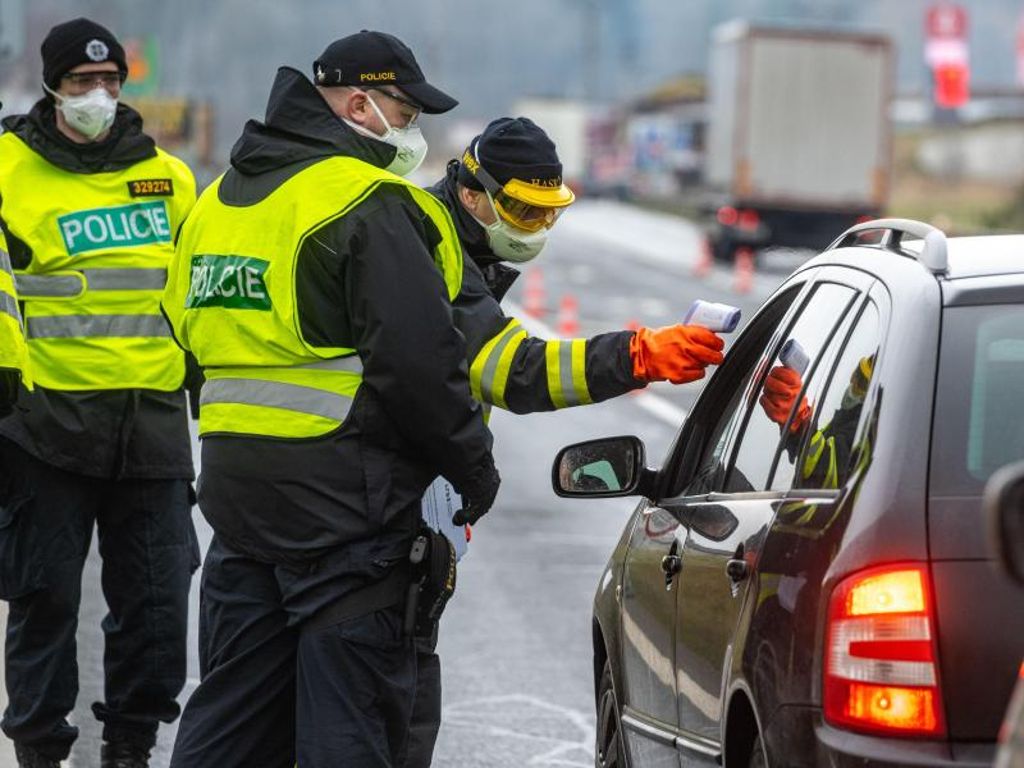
[312,30,457,114]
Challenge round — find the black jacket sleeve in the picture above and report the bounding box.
[315,185,493,494]
[454,257,642,413]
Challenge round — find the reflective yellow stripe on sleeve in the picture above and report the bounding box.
[545,338,593,408]
[470,319,527,409]
[802,429,826,480]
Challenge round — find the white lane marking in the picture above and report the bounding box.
[504,300,687,428]
[443,693,593,766]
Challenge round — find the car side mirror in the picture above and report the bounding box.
[551,435,653,498]
[985,461,1024,583]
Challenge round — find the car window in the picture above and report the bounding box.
[725,282,858,493]
[677,286,803,498]
[779,300,881,491]
[931,304,1024,496]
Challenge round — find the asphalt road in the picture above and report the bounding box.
[0,201,801,767]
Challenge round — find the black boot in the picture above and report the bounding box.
[14,743,60,768]
[100,741,150,768]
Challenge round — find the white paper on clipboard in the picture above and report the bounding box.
[420,477,468,561]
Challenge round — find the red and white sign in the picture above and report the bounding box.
[925,2,968,69]
[925,3,969,108]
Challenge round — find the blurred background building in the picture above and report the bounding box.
[3,0,1024,235]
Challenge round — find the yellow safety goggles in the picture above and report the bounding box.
[462,144,575,233]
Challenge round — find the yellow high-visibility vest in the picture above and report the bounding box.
[0,132,195,391]
[0,233,30,389]
[162,155,463,440]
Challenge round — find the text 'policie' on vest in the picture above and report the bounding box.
[0,129,195,392]
[164,153,462,440]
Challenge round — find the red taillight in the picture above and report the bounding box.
[856,214,874,224]
[717,206,739,227]
[824,564,946,738]
[738,209,760,230]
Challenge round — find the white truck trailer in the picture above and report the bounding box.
[705,22,893,259]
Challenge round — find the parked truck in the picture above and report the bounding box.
[704,22,893,260]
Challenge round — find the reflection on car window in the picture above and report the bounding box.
[727,283,857,492]
[784,301,880,491]
[680,288,803,497]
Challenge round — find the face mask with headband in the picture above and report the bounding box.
[343,91,428,177]
[461,141,575,263]
[43,81,117,140]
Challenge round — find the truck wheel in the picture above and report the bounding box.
[596,659,626,768]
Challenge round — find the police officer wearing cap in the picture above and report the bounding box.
[401,118,726,767]
[0,17,199,768]
[163,30,499,768]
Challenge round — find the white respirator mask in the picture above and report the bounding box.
[344,94,428,178]
[43,82,118,140]
[473,192,549,263]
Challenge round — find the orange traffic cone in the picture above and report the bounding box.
[523,268,546,318]
[733,247,755,295]
[624,318,641,332]
[557,294,580,336]
[692,237,713,278]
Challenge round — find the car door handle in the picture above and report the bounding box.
[661,554,682,588]
[726,558,749,583]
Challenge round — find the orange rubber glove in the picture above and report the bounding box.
[630,325,725,384]
[760,365,811,433]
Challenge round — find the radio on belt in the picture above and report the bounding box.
[683,300,742,333]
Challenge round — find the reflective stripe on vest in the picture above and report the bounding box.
[0,290,19,321]
[16,268,166,297]
[25,314,171,339]
[201,378,353,423]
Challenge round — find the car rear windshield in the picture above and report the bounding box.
[930,304,1024,496]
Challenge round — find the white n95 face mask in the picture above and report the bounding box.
[344,94,428,178]
[43,83,118,140]
[476,193,549,263]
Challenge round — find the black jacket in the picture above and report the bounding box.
[195,68,494,566]
[0,99,194,480]
[428,162,641,413]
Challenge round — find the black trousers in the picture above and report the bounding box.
[0,441,197,761]
[403,646,442,768]
[170,535,417,768]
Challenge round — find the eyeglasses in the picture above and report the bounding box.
[61,71,126,91]
[462,143,574,233]
[366,87,421,126]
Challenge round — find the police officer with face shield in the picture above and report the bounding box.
[0,17,198,768]
[402,118,726,767]
[162,30,499,768]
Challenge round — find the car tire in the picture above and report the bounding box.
[748,733,767,768]
[595,659,626,768]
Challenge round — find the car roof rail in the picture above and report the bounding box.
[826,218,949,275]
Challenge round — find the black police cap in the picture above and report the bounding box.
[313,30,457,114]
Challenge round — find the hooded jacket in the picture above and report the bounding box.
[428,161,642,414]
[0,99,195,480]
[192,68,494,565]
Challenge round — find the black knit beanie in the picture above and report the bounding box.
[458,117,563,191]
[41,17,127,91]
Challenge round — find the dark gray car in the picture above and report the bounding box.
[554,220,1024,766]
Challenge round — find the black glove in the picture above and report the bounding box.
[452,457,501,526]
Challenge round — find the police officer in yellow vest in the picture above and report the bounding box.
[0,18,198,768]
[162,31,499,768]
